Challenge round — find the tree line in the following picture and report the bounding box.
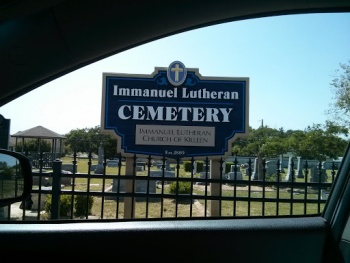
[62,56,350,161]
[64,122,349,161]
[233,122,348,161]
[15,60,350,161]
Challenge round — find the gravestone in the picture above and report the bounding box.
[165,161,172,171]
[136,165,144,171]
[94,143,104,174]
[227,171,243,185]
[284,156,295,181]
[296,156,304,178]
[61,170,73,186]
[32,172,51,187]
[230,164,240,173]
[150,169,175,182]
[265,160,278,176]
[310,166,327,188]
[110,178,157,201]
[279,155,285,173]
[322,160,341,170]
[239,163,249,176]
[307,160,319,168]
[251,158,259,180]
[227,164,242,183]
[193,161,197,174]
[196,171,226,184]
[152,160,163,169]
[197,171,209,185]
[136,161,146,171]
[107,159,119,167]
[153,161,174,170]
[202,164,210,172]
[61,163,77,173]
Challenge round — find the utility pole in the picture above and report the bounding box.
[259,119,263,129]
[257,119,264,180]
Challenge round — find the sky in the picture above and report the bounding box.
[1,12,350,136]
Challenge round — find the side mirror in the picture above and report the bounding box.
[0,149,32,207]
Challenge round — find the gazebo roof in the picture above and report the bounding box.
[11,125,65,139]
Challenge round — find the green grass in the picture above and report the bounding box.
[36,156,331,220]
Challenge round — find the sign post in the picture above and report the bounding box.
[101,61,249,218]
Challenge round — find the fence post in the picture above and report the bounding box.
[210,158,222,216]
[124,156,135,219]
[51,159,62,219]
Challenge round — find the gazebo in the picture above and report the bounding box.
[11,125,66,167]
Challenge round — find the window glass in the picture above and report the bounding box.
[1,13,349,221]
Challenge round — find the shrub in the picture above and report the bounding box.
[265,173,285,188]
[44,194,94,218]
[183,161,205,173]
[44,194,72,217]
[74,195,94,217]
[265,173,283,182]
[225,162,234,174]
[196,162,204,173]
[183,162,192,172]
[169,181,191,194]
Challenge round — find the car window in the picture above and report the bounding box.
[0,12,349,221]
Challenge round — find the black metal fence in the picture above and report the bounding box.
[3,152,337,221]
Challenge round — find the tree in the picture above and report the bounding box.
[289,123,348,161]
[232,125,289,180]
[233,122,348,179]
[328,60,350,127]
[64,126,118,158]
[14,139,51,153]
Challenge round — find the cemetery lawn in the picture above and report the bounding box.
[49,157,328,219]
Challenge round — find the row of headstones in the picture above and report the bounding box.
[109,156,329,197]
[109,166,176,199]
[254,156,327,182]
[196,156,327,183]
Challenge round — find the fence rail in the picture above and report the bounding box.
[2,153,337,221]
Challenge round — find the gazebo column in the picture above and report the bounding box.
[52,138,55,161]
[59,138,63,158]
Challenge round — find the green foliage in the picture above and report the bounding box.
[233,124,348,161]
[328,60,350,127]
[45,195,72,217]
[74,195,94,217]
[263,173,286,188]
[64,125,118,158]
[183,161,192,172]
[292,123,348,160]
[44,194,94,218]
[183,161,205,173]
[0,161,15,178]
[196,162,204,173]
[225,162,234,174]
[14,139,51,152]
[0,167,15,178]
[169,181,191,194]
[265,173,283,182]
[233,126,290,159]
[0,161,7,170]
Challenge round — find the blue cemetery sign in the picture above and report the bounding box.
[101,61,249,159]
